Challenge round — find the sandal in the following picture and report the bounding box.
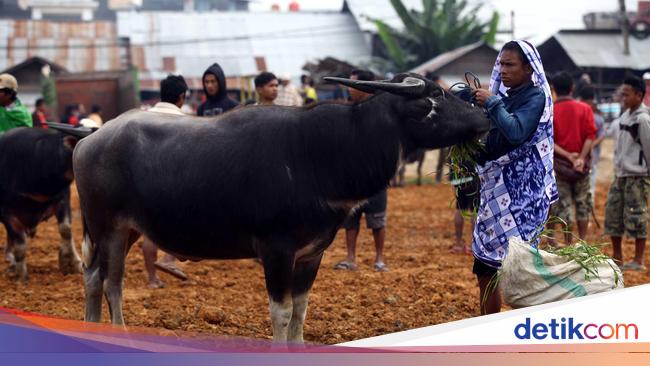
[449,246,472,256]
[374,262,389,272]
[333,261,357,271]
[154,261,188,280]
[449,245,468,254]
[621,261,647,272]
[147,279,165,289]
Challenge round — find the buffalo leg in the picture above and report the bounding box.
[397,164,406,187]
[6,226,28,282]
[84,227,138,323]
[288,254,323,343]
[103,231,129,325]
[82,217,103,322]
[84,246,102,322]
[56,188,82,274]
[261,247,295,342]
[435,147,448,183]
[416,155,424,186]
[4,229,15,269]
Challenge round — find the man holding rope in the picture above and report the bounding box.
[471,41,557,314]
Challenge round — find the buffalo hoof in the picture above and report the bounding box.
[14,262,28,283]
[27,227,37,238]
[59,248,82,275]
[5,253,16,273]
[4,252,14,264]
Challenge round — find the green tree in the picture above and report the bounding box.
[41,74,57,112]
[374,0,499,71]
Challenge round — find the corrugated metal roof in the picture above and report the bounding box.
[343,0,422,32]
[549,30,650,70]
[117,11,372,86]
[409,42,493,74]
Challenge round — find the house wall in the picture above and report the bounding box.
[55,70,137,120]
[436,47,498,85]
[0,19,123,72]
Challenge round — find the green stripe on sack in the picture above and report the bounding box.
[530,246,588,297]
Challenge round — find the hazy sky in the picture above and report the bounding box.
[249,0,640,43]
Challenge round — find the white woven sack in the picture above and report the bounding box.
[499,237,624,308]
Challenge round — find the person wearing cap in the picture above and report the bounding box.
[0,73,32,133]
[275,74,303,107]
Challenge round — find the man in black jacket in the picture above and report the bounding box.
[197,63,239,116]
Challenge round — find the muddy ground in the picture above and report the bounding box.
[1,140,649,344]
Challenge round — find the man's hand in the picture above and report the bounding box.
[573,158,585,173]
[472,88,493,107]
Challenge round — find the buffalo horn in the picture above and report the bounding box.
[324,76,426,97]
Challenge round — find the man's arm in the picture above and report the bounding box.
[592,135,606,148]
[473,88,545,145]
[8,105,32,128]
[580,107,597,160]
[554,144,578,161]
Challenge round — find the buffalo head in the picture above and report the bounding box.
[325,73,490,150]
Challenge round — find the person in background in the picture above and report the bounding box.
[578,85,606,203]
[87,105,103,126]
[547,72,596,245]
[254,72,279,106]
[449,161,480,255]
[605,76,650,272]
[0,73,32,133]
[300,74,318,104]
[142,74,191,288]
[275,74,303,107]
[333,69,389,272]
[77,103,87,119]
[197,62,239,116]
[32,98,48,128]
[61,105,80,126]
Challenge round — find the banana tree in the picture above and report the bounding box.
[373,0,499,71]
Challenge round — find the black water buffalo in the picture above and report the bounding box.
[73,73,489,343]
[0,127,85,281]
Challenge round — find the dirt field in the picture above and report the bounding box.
[1,141,649,344]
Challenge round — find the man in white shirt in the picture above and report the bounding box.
[148,75,188,116]
[143,74,189,287]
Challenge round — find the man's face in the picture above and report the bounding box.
[0,89,12,107]
[348,74,371,102]
[204,74,219,97]
[258,79,279,102]
[620,84,643,110]
[37,103,46,112]
[499,50,532,88]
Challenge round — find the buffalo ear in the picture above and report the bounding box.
[63,135,78,151]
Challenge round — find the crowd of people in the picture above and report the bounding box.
[1,39,650,314]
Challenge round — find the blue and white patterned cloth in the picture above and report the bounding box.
[472,40,558,269]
